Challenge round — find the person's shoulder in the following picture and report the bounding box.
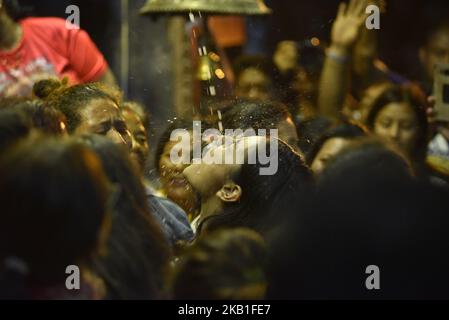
[21,17,72,38]
[21,17,67,28]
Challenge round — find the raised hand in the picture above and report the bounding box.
[331,0,369,50]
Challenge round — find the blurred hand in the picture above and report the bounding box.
[331,0,368,50]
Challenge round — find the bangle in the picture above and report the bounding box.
[328,51,350,64]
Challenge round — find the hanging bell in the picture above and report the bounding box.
[140,0,271,16]
[197,55,213,81]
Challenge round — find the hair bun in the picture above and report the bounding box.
[33,78,66,99]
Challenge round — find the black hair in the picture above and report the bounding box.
[296,116,332,155]
[306,122,367,166]
[0,98,67,135]
[318,138,414,188]
[173,228,267,300]
[365,84,429,162]
[222,99,298,149]
[197,138,312,239]
[0,108,30,154]
[268,139,449,299]
[33,79,121,133]
[122,101,150,132]
[222,99,293,132]
[0,136,110,284]
[79,135,171,299]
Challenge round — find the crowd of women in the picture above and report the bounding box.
[1,0,449,299]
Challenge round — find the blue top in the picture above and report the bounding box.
[145,184,194,245]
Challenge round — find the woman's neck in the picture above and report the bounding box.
[0,15,22,51]
[199,195,222,221]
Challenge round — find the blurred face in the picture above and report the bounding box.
[158,133,198,212]
[274,41,298,73]
[420,27,449,82]
[122,108,149,173]
[236,68,272,101]
[74,98,132,150]
[292,66,316,97]
[373,102,420,157]
[311,137,352,175]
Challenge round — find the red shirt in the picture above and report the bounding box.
[0,17,108,98]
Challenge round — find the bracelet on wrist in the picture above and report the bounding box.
[327,50,350,64]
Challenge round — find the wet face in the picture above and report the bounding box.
[74,98,132,150]
[183,136,264,199]
[311,137,352,175]
[236,68,272,101]
[373,102,420,158]
[183,152,240,199]
[158,133,198,213]
[122,108,149,173]
[420,27,449,82]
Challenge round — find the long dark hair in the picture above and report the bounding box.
[0,108,31,154]
[0,98,67,135]
[365,84,428,163]
[79,135,171,299]
[0,136,110,285]
[173,228,267,300]
[306,122,367,166]
[268,139,449,299]
[197,139,312,239]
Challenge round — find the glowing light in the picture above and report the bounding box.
[215,68,225,79]
[209,86,216,96]
[311,37,320,46]
[208,52,220,62]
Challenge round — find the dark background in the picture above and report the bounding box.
[17,0,449,115]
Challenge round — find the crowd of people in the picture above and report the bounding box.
[1,0,449,299]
